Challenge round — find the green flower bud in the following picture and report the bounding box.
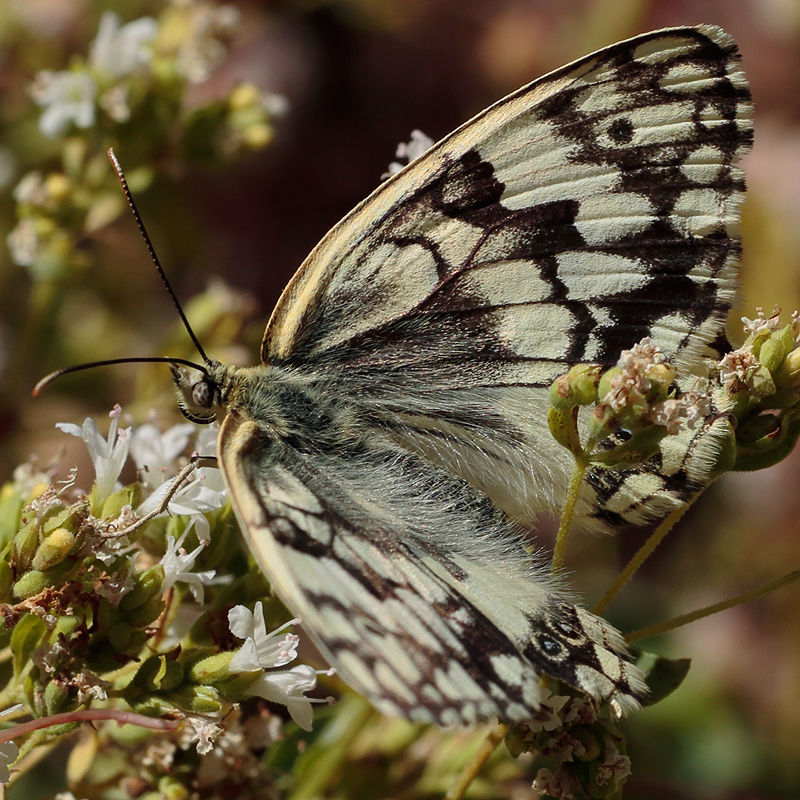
[158,776,190,800]
[548,407,582,455]
[187,651,237,684]
[109,622,135,652]
[14,521,40,569]
[550,366,602,410]
[99,484,142,521]
[645,363,677,396]
[228,82,260,111]
[123,595,166,628]
[549,374,574,410]
[120,566,165,611]
[44,680,68,715]
[597,367,621,403]
[759,325,794,373]
[774,345,800,387]
[169,684,222,714]
[31,527,76,571]
[214,672,265,702]
[13,570,49,599]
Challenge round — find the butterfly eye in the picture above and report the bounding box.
[192,380,214,409]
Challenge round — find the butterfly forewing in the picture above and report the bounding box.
[260,25,752,532]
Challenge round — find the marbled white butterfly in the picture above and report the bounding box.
[127,25,757,725]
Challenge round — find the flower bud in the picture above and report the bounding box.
[548,407,582,456]
[44,680,68,715]
[228,82,260,111]
[123,596,166,628]
[158,776,190,800]
[120,566,165,611]
[597,367,621,404]
[188,651,237,684]
[44,173,71,203]
[644,362,676,394]
[572,726,602,762]
[13,570,49,599]
[14,521,40,569]
[775,345,800,386]
[31,528,75,571]
[169,684,222,714]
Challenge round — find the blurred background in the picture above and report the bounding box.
[1,0,799,797]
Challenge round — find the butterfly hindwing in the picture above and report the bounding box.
[218,408,647,723]
[260,25,752,532]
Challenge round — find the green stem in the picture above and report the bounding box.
[626,570,800,642]
[444,722,509,800]
[593,505,686,615]
[552,461,587,574]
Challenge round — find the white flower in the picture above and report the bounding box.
[527,693,570,733]
[90,12,158,80]
[99,85,131,123]
[56,405,131,504]
[596,739,632,785]
[138,465,226,541]
[12,462,50,498]
[31,70,97,138]
[13,172,47,205]
[180,713,224,756]
[193,424,219,457]
[129,420,195,482]
[175,4,240,83]
[73,669,111,703]
[160,531,218,604]
[95,552,139,604]
[742,306,782,335]
[244,664,320,732]
[718,346,769,395]
[7,218,38,266]
[386,129,435,176]
[228,602,300,672]
[533,767,577,800]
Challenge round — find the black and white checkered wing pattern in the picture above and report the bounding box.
[263,25,752,531]
[219,411,647,724]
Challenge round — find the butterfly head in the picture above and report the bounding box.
[171,360,231,425]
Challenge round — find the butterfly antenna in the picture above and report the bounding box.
[33,356,210,396]
[107,147,211,366]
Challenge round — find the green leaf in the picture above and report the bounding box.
[11,613,49,677]
[632,648,691,706]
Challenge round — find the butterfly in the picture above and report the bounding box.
[170,25,751,725]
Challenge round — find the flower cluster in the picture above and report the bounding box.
[0,409,329,790]
[7,2,286,281]
[505,690,632,800]
[548,337,710,469]
[716,307,800,472]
